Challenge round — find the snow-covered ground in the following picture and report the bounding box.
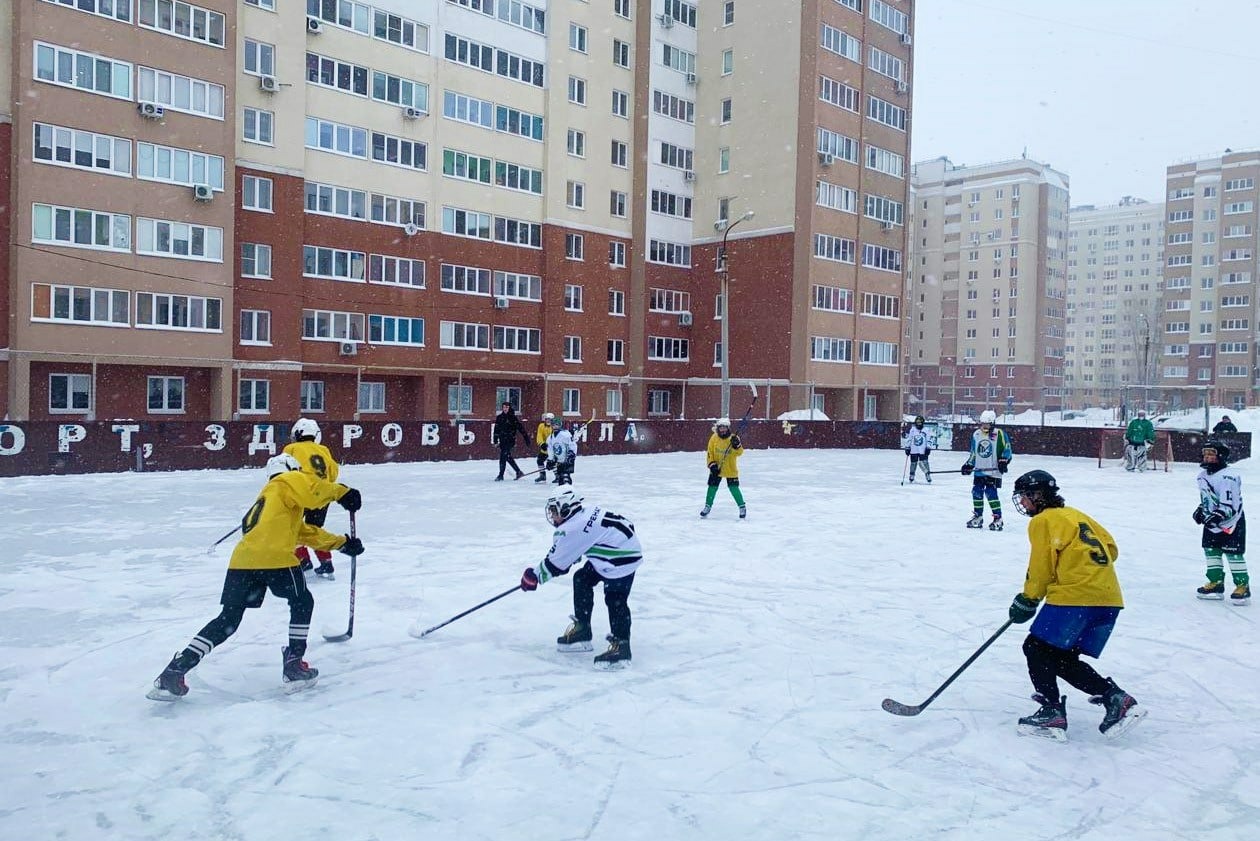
[4,448,1257,840]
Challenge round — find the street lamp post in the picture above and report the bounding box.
[715,209,755,418]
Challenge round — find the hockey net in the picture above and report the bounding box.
[1098,429,1173,471]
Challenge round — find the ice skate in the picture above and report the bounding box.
[594,635,631,670]
[282,646,319,692]
[295,547,314,572]
[966,514,984,529]
[738,505,747,520]
[989,514,1004,531]
[1090,680,1146,740]
[1016,694,1067,742]
[1196,580,1225,600]
[700,505,712,518]
[535,472,548,483]
[146,656,189,702]
[556,617,594,652]
[314,561,335,581]
[1230,584,1251,605]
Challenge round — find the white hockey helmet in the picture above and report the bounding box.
[545,487,585,525]
[542,412,555,421]
[266,453,302,478]
[979,410,997,425]
[715,417,732,430]
[292,417,322,443]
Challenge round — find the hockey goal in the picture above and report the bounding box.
[1098,429,1173,471]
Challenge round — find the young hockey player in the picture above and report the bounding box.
[519,487,643,668]
[1123,409,1156,472]
[534,412,555,483]
[492,401,529,481]
[902,415,934,483]
[702,417,747,519]
[545,417,577,486]
[146,454,364,701]
[1193,439,1250,604]
[961,409,1012,530]
[1213,415,1238,434]
[1007,469,1145,741]
[284,417,340,579]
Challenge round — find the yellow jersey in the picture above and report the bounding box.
[283,439,340,484]
[705,433,745,479]
[1022,506,1123,608]
[229,471,348,570]
[535,422,552,450]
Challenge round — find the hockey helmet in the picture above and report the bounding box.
[979,410,997,426]
[1137,408,1147,417]
[545,487,585,526]
[1201,438,1230,472]
[266,453,302,478]
[542,412,555,421]
[550,416,564,429]
[1012,469,1058,516]
[292,417,321,443]
[714,417,732,436]
[914,415,926,427]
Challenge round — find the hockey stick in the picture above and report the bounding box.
[899,453,909,486]
[411,584,522,638]
[881,620,1013,716]
[715,384,759,469]
[206,524,240,555]
[322,511,357,643]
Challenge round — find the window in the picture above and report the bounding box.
[651,190,693,219]
[371,71,429,112]
[564,284,584,311]
[568,76,587,105]
[137,218,222,261]
[817,127,859,163]
[34,43,132,99]
[443,148,492,183]
[147,376,185,413]
[820,76,859,112]
[493,271,542,301]
[136,141,224,190]
[242,175,272,211]
[303,245,367,283]
[569,23,587,53]
[493,326,541,354]
[612,89,629,118]
[861,243,902,273]
[821,24,860,62]
[372,132,427,171]
[41,0,131,21]
[447,384,473,415]
[817,181,858,213]
[812,285,854,312]
[720,98,732,123]
[302,309,366,342]
[811,336,853,362]
[615,0,632,18]
[495,104,544,140]
[722,49,734,75]
[495,216,542,248]
[606,389,623,416]
[564,336,582,362]
[373,9,428,51]
[240,309,271,345]
[648,389,671,415]
[648,336,689,361]
[33,123,131,177]
[246,0,275,8]
[444,91,494,128]
[440,263,492,295]
[442,206,492,240]
[357,382,385,413]
[652,90,696,124]
[611,140,628,168]
[32,204,131,252]
[861,293,899,318]
[870,0,908,34]
[306,51,369,96]
[300,381,325,413]
[241,243,272,279]
[607,339,624,364]
[609,289,626,315]
[567,129,586,157]
[497,0,546,34]
[865,144,904,178]
[370,255,426,288]
[610,191,628,218]
[660,141,694,170]
[662,44,697,74]
[243,107,273,144]
[563,388,581,415]
[32,283,129,326]
[239,378,269,414]
[136,0,225,44]
[566,180,586,210]
[496,388,522,410]
[866,95,906,131]
[243,39,274,76]
[566,233,585,260]
[439,321,490,350]
[860,341,898,365]
[719,147,730,173]
[867,45,904,82]
[649,288,691,313]
[49,373,92,413]
[495,161,542,194]
[136,292,222,331]
[137,66,225,119]
[305,117,368,159]
[648,239,691,267]
[613,40,631,69]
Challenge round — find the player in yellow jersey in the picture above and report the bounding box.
[285,418,341,580]
[146,453,364,700]
[1006,470,1145,741]
[534,412,555,483]
[700,418,746,519]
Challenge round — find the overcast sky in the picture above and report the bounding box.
[910,0,1260,207]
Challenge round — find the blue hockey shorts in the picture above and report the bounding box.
[1029,604,1121,658]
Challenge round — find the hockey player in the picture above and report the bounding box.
[1007,469,1145,741]
[284,417,340,579]
[1213,415,1238,434]
[902,415,934,483]
[492,401,528,481]
[702,417,747,518]
[1193,439,1250,604]
[519,487,643,668]
[545,417,577,486]
[961,410,1012,530]
[147,454,364,701]
[534,412,555,483]
[1123,409,1156,472]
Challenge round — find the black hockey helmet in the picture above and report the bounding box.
[1201,438,1230,472]
[914,415,925,426]
[1013,469,1059,516]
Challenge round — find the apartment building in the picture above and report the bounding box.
[1063,197,1164,410]
[1160,150,1260,412]
[3,0,914,424]
[905,156,1069,417]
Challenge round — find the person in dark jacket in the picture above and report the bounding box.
[1213,416,1238,434]
[493,402,529,481]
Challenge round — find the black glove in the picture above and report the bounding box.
[1009,594,1039,624]
[961,463,974,476]
[338,536,365,557]
[520,567,539,592]
[1203,510,1226,529]
[545,459,556,470]
[337,487,362,512]
[924,449,932,458]
[905,449,911,456]
[709,462,720,476]
[731,435,742,450]
[1192,506,1207,525]
[998,458,1010,474]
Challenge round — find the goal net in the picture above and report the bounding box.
[1098,429,1173,471]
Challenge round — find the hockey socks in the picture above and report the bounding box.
[704,486,719,507]
[1204,549,1249,587]
[729,485,745,506]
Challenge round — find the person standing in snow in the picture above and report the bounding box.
[533,412,556,483]
[701,417,746,519]
[545,417,577,486]
[1193,439,1250,605]
[961,410,1012,530]
[1123,409,1156,472]
[1212,415,1238,434]
[284,417,341,579]
[492,402,529,481]
[902,415,934,483]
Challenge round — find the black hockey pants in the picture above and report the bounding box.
[1023,634,1110,701]
[572,563,635,641]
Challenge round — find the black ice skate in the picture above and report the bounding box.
[1090,679,1146,740]
[739,505,747,520]
[594,635,631,670]
[282,646,319,691]
[966,514,984,529]
[146,656,189,702]
[535,472,548,483]
[1196,580,1225,600]
[989,514,1004,531]
[314,562,335,581]
[700,505,712,518]
[556,617,594,652]
[1016,694,1067,742]
[1231,584,1251,605]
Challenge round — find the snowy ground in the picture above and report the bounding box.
[4,447,1257,840]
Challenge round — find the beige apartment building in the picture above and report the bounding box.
[1063,197,1164,411]
[905,156,1069,419]
[3,0,914,424]
[1160,150,1260,412]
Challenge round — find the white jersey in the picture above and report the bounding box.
[547,429,576,462]
[544,505,643,580]
[902,427,935,455]
[1198,466,1243,533]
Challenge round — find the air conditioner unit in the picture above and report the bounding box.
[494,296,510,309]
[403,222,421,236]
[307,16,323,33]
[895,80,909,94]
[402,106,424,120]
[658,13,674,28]
[818,152,835,166]
[685,72,697,85]
[137,101,165,119]
[678,312,693,326]
[339,341,358,356]
[900,32,912,45]
[259,75,280,93]
[192,184,214,202]
[683,170,696,182]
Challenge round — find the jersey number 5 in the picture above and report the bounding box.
[1077,522,1112,566]
[242,499,266,534]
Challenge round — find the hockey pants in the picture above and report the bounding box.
[909,454,930,479]
[572,563,635,641]
[1023,634,1111,701]
[972,477,1001,516]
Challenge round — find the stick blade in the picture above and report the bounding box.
[322,631,352,643]
[881,698,923,716]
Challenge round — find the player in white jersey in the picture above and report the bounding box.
[901,415,934,483]
[520,488,643,668]
[545,418,577,486]
[1193,439,1250,604]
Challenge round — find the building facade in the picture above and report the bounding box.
[904,155,1069,418]
[3,0,914,424]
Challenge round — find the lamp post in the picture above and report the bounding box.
[1136,312,1151,412]
[715,209,755,418]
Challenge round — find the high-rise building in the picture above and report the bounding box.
[905,156,1069,418]
[2,0,914,423]
[1160,150,1260,412]
[1063,197,1164,410]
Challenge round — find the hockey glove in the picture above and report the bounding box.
[1203,510,1226,529]
[997,458,1010,474]
[961,463,974,476]
[1009,594,1039,624]
[731,435,742,450]
[545,459,557,470]
[1192,506,1207,525]
[905,449,912,456]
[338,536,365,557]
[708,462,721,476]
[520,567,539,591]
[924,449,932,458]
[337,487,363,512]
